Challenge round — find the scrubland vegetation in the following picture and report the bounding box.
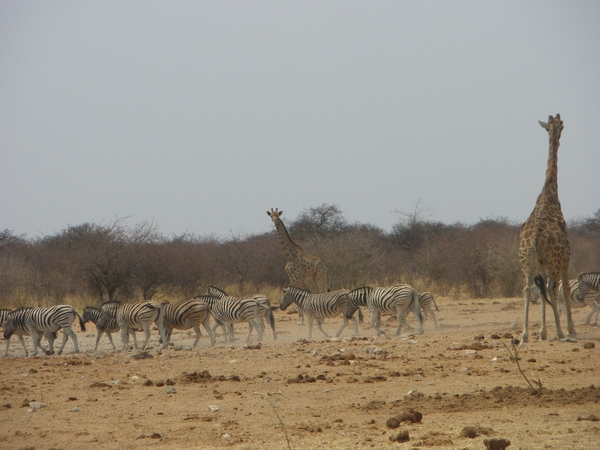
[1,204,599,308]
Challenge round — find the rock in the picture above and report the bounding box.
[397,410,417,423]
[389,430,409,442]
[28,402,48,411]
[460,425,494,438]
[484,437,511,450]
[583,342,595,349]
[242,342,262,350]
[208,405,219,412]
[67,407,83,412]
[386,417,400,429]
[165,386,176,394]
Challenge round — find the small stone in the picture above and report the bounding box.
[67,407,83,412]
[28,402,48,410]
[397,410,416,423]
[208,405,219,412]
[386,417,400,429]
[484,437,511,450]
[583,342,595,349]
[389,430,409,442]
[165,386,176,394]
[221,433,231,439]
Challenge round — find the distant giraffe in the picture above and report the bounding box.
[267,208,329,324]
[518,114,575,345]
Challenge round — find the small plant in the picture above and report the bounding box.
[501,339,542,392]
[267,397,292,450]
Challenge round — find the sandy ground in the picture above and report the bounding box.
[0,296,599,450]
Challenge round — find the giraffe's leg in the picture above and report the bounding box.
[520,283,532,346]
[560,273,576,339]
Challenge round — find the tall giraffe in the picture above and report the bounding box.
[518,114,575,345]
[267,208,329,324]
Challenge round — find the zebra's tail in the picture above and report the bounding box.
[533,275,551,306]
[76,311,86,333]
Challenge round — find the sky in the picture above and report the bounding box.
[2,1,599,240]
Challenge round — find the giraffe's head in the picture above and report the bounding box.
[539,114,563,141]
[267,208,283,222]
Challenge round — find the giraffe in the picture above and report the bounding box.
[267,208,329,324]
[518,114,575,346]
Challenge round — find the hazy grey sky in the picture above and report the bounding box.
[2,1,599,239]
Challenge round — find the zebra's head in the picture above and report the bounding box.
[82,306,99,324]
[3,317,16,339]
[206,286,227,299]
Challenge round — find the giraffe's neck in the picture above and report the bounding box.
[541,133,560,199]
[274,218,302,261]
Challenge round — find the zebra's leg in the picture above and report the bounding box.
[56,328,71,354]
[156,316,169,350]
[370,310,383,336]
[94,331,104,352]
[335,316,349,337]
[394,309,408,336]
[192,325,202,347]
[202,316,216,346]
[64,325,80,354]
[17,335,28,357]
[245,322,253,343]
[131,330,138,349]
[307,315,315,340]
[410,299,424,335]
[315,317,330,339]
[428,307,439,329]
[298,307,304,325]
[120,326,130,351]
[140,324,152,350]
[105,332,117,351]
[3,337,12,357]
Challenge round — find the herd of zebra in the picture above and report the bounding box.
[1,273,599,358]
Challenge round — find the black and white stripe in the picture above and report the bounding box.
[161,299,216,347]
[116,301,167,351]
[346,285,423,336]
[197,292,265,343]
[418,292,440,329]
[578,272,600,302]
[205,286,277,341]
[2,308,56,357]
[533,279,600,325]
[13,305,86,356]
[83,301,137,351]
[280,287,359,339]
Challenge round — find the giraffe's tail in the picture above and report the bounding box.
[533,275,552,306]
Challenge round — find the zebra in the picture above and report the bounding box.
[280,287,360,339]
[196,293,265,343]
[1,307,56,357]
[204,286,277,341]
[578,272,600,304]
[116,301,168,351]
[403,292,440,331]
[160,299,216,347]
[3,305,86,356]
[532,279,600,325]
[82,301,138,351]
[346,285,423,337]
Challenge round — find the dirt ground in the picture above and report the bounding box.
[0,296,599,450]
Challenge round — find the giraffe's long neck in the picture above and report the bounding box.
[542,133,560,199]
[274,218,302,261]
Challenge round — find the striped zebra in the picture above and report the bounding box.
[204,286,277,341]
[83,301,137,351]
[280,287,360,339]
[160,299,216,347]
[3,305,86,356]
[346,285,423,336]
[578,272,600,303]
[116,301,168,351]
[196,293,265,343]
[533,279,600,325]
[1,307,56,357]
